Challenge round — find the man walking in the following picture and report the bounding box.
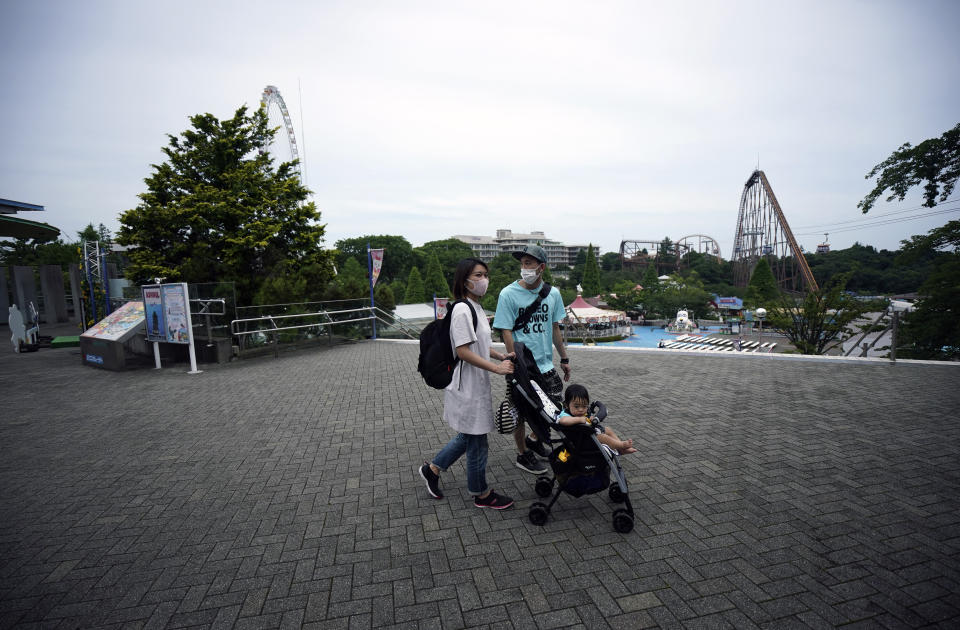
[493,245,571,474]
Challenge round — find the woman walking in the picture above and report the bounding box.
[419,258,516,509]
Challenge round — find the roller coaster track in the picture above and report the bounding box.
[732,170,818,293]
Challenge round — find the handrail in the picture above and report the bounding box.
[229,305,424,358]
[231,306,373,328]
[370,306,420,340]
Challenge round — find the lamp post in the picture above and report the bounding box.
[755,307,766,350]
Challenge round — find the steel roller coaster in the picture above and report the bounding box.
[620,170,817,293]
[731,170,818,293]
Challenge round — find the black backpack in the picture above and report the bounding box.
[417,300,479,389]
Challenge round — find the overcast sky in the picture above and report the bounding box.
[2,0,958,259]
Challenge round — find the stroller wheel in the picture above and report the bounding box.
[608,482,626,503]
[612,508,634,533]
[535,476,553,498]
[529,502,549,526]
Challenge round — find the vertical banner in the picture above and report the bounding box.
[366,243,378,339]
[142,284,166,342]
[162,283,190,343]
[369,249,384,286]
[434,297,449,319]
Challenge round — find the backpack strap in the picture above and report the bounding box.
[447,299,481,390]
[512,283,552,332]
[447,299,479,332]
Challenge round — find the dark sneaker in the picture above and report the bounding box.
[516,450,547,474]
[419,462,443,499]
[525,435,549,458]
[474,491,514,509]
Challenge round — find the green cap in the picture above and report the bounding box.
[512,244,548,264]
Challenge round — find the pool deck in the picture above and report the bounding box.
[1,335,959,628]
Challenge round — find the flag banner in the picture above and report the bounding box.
[370,249,385,286]
[434,297,449,319]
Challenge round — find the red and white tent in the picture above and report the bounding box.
[564,296,627,324]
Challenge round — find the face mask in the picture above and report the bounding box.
[520,267,541,284]
[467,277,489,296]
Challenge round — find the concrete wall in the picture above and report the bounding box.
[0,267,9,318]
[12,266,38,320]
[68,264,83,323]
[39,265,69,323]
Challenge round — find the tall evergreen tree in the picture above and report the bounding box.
[582,244,600,296]
[641,263,659,289]
[423,252,450,298]
[404,267,426,304]
[117,105,334,303]
[745,258,780,307]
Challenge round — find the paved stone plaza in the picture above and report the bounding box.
[1,340,959,629]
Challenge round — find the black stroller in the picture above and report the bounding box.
[508,343,635,533]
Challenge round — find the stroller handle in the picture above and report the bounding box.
[589,401,608,422]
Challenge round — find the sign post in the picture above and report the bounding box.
[142,282,201,374]
[142,284,165,369]
[367,245,384,340]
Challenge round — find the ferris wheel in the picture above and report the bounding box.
[260,85,302,179]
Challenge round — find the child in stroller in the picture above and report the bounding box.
[558,384,637,456]
[507,342,636,533]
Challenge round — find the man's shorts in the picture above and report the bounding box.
[539,369,564,400]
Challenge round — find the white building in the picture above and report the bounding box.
[453,229,598,268]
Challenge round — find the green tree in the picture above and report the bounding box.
[481,252,519,311]
[744,258,780,307]
[388,279,406,305]
[335,235,414,284]
[858,124,960,359]
[423,252,450,299]
[374,283,397,313]
[600,251,621,272]
[641,264,659,289]
[117,105,334,303]
[333,257,368,299]
[605,281,642,313]
[404,267,426,304]
[581,244,600,296]
[0,236,76,267]
[413,238,474,286]
[858,123,960,213]
[895,220,960,359]
[570,248,587,285]
[78,223,113,246]
[766,274,869,355]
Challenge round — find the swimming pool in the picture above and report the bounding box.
[568,325,720,349]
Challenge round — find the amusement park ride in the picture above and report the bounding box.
[619,235,721,275]
[620,170,819,294]
[260,85,303,181]
[731,170,818,293]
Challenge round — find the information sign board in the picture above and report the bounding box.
[142,284,166,342]
[81,300,145,342]
[162,283,190,344]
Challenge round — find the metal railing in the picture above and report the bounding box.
[230,304,421,358]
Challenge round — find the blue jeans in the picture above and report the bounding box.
[433,433,489,495]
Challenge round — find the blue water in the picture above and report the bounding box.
[568,325,720,349]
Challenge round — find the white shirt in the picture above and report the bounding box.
[442,299,494,435]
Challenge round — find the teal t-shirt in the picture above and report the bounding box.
[493,280,565,374]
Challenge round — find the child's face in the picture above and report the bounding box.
[567,397,589,417]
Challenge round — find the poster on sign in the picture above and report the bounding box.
[142,285,166,342]
[162,283,190,344]
[434,297,449,319]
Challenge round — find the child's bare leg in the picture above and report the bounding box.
[600,428,637,455]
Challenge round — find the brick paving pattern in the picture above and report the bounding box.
[1,340,958,629]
